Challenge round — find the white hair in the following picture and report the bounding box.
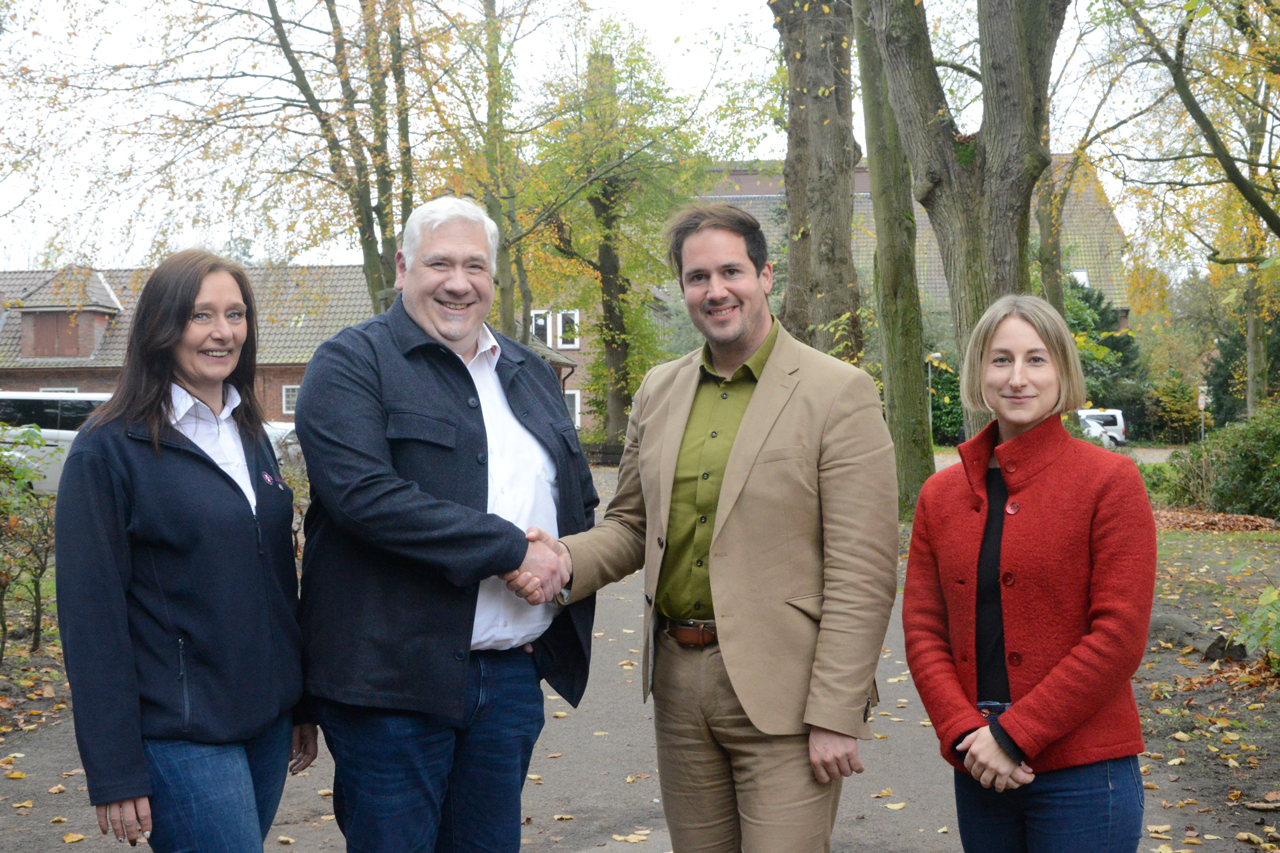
[400,196,500,271]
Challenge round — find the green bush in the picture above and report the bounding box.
[1165,398,1280,518]
[1239,585,1280,674]
[1137,462,1173,507]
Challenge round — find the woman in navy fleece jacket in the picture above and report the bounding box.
[55,250,314,850]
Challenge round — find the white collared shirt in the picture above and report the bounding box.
[463,325,560,650]
[169,383,257,513]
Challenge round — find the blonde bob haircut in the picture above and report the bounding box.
[960,294,1087,415]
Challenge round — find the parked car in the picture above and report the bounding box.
[1076,408,1127,448]
[0,392,112,491]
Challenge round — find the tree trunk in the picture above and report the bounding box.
[1245,275,1266,416]
[1035,126,1066,316]
[770,0,863,358]
[29,568,42,654]
[868,0,1068,437]
[592,180,631,443]
[851,0,933,519]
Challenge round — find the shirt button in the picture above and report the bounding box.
[699,516,707,524]
[1006,501,1020,515]
[1007,651,1022,666]
[694,601,704,610]
[1005,461,1017,473]
[477,452,488,464]
[468,397,479,408]
[503,620,508,627]
[1001,572,1015,587]
[710,431,718,438]
[721,392,729,399]
[702,472,710,480]
[695,559,704,567]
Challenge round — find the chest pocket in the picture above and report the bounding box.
[553,418,582,456]
[386,410,457,448]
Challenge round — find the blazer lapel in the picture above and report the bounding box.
[657,357,702,534]
[711,330,800,544]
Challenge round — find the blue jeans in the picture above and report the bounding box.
[143,712,292,853]
[954,755,1145,853]
[314,648,544,853]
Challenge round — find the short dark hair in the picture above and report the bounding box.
[91,249,265,446]
[665,204,769,280]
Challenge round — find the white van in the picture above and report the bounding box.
[1076,408,1127,448]
[0,391,113,491]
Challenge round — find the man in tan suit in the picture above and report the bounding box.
[510,204,898,852]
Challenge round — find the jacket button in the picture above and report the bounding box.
[477,452,487,464]
[645,594,653,605]
[657,537,665,549]
[1006,501,1020,515]
[1007,651,1022,666]
[1001,572,1014,587]
[468,397,479,408]
[454,650,466,661]
[1005,461,1017,473]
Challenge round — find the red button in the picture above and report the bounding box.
[1005,461,1017,473]
[1001,572,1014,586]
[1006,501,1020,515]
[1008,651,1022,666]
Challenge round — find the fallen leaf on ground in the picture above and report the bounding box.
[278,837,295,845]
[48,784,65,794]
[1236,831,1264,844]
[871,788,892,798]
[594,732,608,736]
[1172,732,1192,742]
[885,802,906,810]
[527,775,541,781]
[59,770,83,778]
[612,833,647,842]
[50,817,66,823]
[1149,825,1172,832]
[4,771,25,779]
[553,815,573,820]
[547,753,562,759]
[13,800,32,808]
[62,833,83,844]
[552,712,567,718]
[321,815,334,820]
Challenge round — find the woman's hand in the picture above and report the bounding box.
[291,723,318,774]
[96,796,151,846]
[958,727,1035,792]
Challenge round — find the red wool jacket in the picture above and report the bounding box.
[905,416,1156,773]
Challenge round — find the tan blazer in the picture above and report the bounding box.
[563,325,898,738]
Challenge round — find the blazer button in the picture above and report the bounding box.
[1007,651,1022,666]
[645,593,653,605]
[477,452,487,464]
[1001,571,1015,587]
[468,397,479,408]
[1005,461,1017,473]
[657,537,665,549]
[1006,501,1020,515]
[454,650,466,661]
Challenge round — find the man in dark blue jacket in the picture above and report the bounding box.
[294,196,597,853]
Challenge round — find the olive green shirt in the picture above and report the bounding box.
[655,319,780,621]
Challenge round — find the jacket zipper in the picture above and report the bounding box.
[177,637,191,732]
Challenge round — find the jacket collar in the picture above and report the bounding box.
[386,296,524,376]
[957,414,1072,496]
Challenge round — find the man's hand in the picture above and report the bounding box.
[957,726,1035,791]
[96,796,151,846]
[501,528,571,605]
[291,723,319,774]
[808,726,865,784]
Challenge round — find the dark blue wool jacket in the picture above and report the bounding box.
[295,299,598,718]
[55,417,303,806]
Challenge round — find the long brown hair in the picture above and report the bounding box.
[91,249,265,446]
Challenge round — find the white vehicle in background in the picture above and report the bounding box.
[1076,408,1127,448]
[0,392,112,492]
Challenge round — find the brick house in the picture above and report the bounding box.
[0,265,576,424]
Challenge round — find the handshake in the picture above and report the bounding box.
[501,527,573,606]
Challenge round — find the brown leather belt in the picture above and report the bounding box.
[663,618,718,648]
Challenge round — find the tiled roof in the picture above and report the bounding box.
[0,263,578,370]
[2,266,123,313]
[704,156,1129,312]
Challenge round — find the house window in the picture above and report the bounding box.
[531,310,553,347]
[1071,269,1091,288]
[282,385,300,415]
[32,313,79,357]
[563,390,581,428]
[558,310,580,349]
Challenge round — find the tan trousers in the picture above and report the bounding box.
[651,630,841,853]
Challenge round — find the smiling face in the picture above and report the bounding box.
[983,316,1062,443]
[395,218,495,361]
[680,227,774,375]
[172,270,248,413]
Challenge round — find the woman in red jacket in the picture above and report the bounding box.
[905,294,1156,852]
